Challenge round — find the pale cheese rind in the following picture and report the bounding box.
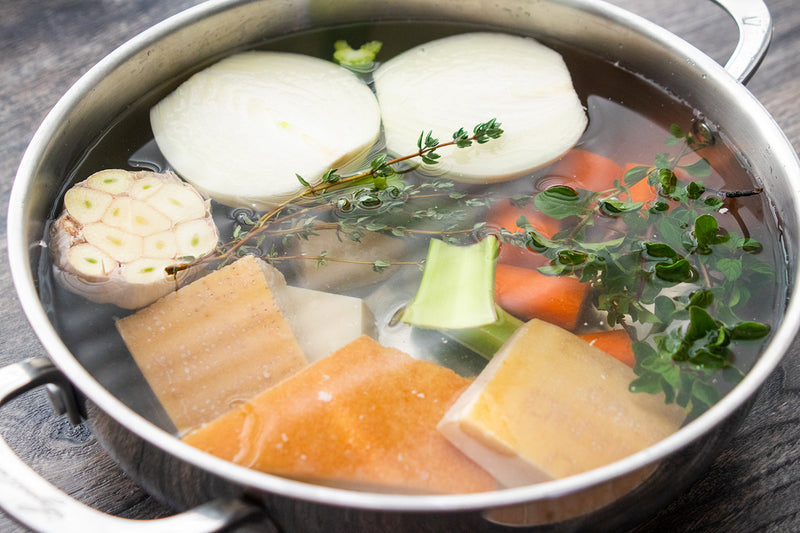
[438,319,686,487]
[116,255,307,432]
[280,285,377,363]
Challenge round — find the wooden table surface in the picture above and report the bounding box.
[1,0,799,531]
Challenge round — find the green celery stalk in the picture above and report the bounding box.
[442,305,523,360]
[333,40,382,67]
[401,236,499,329]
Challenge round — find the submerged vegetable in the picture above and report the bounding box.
[578,329,636,367]
[401,237,499,330]
[441,306,523,360]
[150,51,382,209]
[494,263,588,330]
[50,169,218,309]
[373,32,587,183]
[333,40,382,69]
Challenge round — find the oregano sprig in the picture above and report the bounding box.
[504,123,774,416]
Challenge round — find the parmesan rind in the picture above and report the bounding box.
[280,285,377,364]
[116,255,308,433]
[438,319,686,487]
[181,335,497,494]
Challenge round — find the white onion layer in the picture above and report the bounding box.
[373,32,588,183]
[150,51,382,209]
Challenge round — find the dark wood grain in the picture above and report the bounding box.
[0,1,798,532]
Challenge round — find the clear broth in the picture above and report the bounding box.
[38,22,787,481]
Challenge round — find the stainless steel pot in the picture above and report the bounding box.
[3,0,799,532]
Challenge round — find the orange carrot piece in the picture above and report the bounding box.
[578,329,636,367]
[620,163,694,206]
[620,162,658,204]
[494,264,588,331]
[496,243,550,269]
[626,179,658,203]
[487,202,560,269]
[487,203,561,236]
[545,148,623,192]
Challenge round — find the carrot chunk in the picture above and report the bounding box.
[619,162,658,204]
[494,264,588,331]
[487,202,560,269]
[578,329,636,367]
[545,148,623,192]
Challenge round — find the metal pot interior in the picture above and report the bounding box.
[9,0,800,518]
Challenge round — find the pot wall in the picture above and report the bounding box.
[7,0,800,531]
[86,394,755,532]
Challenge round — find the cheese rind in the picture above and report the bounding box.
[182,335,497,494]
[116,255,307,432]
[280,285,376,363]
[438,319,686,487]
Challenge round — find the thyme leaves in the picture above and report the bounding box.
[171,119,504,272]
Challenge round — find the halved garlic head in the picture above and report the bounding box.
[50,169,219,309]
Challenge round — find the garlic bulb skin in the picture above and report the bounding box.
[51,169,219,309]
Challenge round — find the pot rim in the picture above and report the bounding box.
[8,0,800,513]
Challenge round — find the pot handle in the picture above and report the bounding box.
[0,357,264,533]
[712,0,772,83]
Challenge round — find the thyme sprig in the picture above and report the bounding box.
[167,119,503,274]
[265,252,422,272]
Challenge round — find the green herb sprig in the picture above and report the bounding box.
[167,119,503,274]
[504,123,773,416]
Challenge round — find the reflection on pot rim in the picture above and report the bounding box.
[6,0,800,527]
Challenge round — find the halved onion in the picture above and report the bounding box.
[150,51,382,209]
[373,32,588,183]
[50,169,219,309]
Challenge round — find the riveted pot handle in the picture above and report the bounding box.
[0,357,264,533]
[712,0,772,83]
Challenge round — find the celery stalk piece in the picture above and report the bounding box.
[401,236,499,329]
[333,40,383,67]
[443,305,523,360]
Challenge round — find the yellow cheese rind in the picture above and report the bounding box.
[438,319,686,487]
[116,255,307,432]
